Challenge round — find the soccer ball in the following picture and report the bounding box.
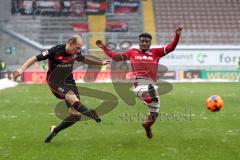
[206,95,224,112]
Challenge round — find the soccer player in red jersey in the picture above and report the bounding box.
[96,26,182,139]
[13,35,109,143]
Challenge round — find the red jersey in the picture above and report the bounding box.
[102,34,180,81]
[121,48,165,81]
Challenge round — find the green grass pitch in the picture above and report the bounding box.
[0,83,239,160]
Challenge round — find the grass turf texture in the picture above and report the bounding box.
[0,83,239,160]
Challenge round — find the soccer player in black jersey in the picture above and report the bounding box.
[13,35,109,143]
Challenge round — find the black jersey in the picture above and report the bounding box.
[36,44,85,84]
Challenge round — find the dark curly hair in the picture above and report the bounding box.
[139,32,152,40]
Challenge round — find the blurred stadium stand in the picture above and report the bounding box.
[106,14,144,45]
[2,0,239,47]
[153,0,240,45]
[3,0,143,46]
[4,16,88,45]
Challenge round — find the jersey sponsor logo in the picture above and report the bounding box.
[55,54,74,62]
[134,55,153,60]
[42,50,49,56]
[56,63,73,68]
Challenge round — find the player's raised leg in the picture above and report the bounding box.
[65,91,101,122]
[141,89,160,139]
[132,79,160,139]
[142,111,159,139]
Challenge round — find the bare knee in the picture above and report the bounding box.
[65,91,79,106]
[68,107,81,117]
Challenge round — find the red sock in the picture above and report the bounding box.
[144,112,158,128]
[143,94,153,103]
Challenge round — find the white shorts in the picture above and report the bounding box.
[132,77,160,113]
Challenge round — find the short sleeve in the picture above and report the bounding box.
[36,46,57,61]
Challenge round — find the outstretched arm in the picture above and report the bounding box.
[96,40,129,61]
[13,56,38,80]
[155,25,182,57]
[164,26,182,53]
[13,47,55,80]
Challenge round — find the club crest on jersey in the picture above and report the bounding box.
[42,50,49,56]
[146,51,152,55]
[58,87,65,93]
[135,55,153,60]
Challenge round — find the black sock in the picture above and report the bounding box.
[53,115,81,134]
[72,101,100,122]
[72,101,90,116]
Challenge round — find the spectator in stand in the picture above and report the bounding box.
[32,0,37,19]
[53,0,61,16]
[0,60,6,79]
[59,0,65,16]
[238,60,240,70]
[11,0,17,15]
[17,0,24,15]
